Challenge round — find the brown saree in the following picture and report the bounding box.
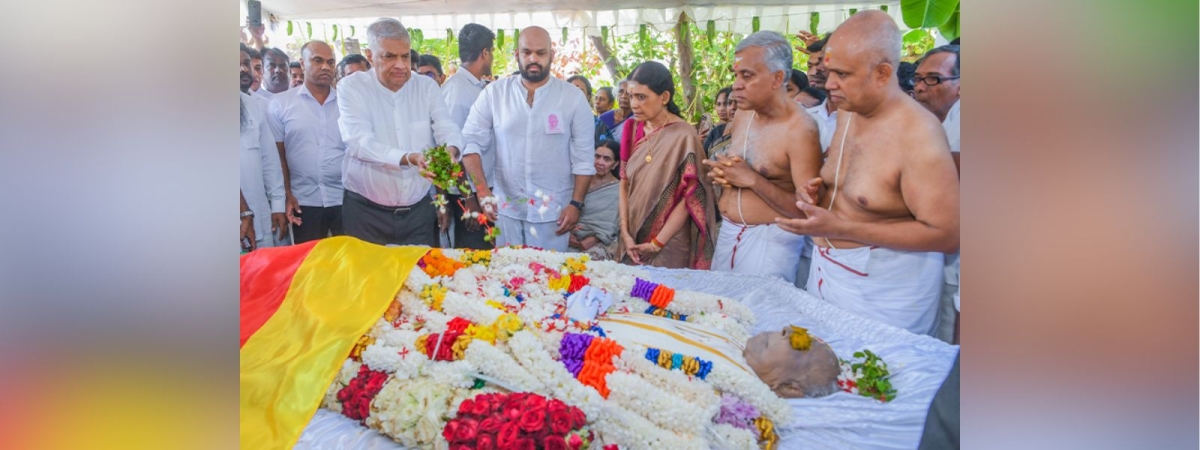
[617,120,718,269]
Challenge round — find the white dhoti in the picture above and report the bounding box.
[496,215,570,251]
[806,245,944,335]
[712,217,807,283]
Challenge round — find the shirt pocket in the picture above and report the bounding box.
[240,121,261,151]
[407,119,434,154]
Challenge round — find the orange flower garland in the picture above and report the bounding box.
[420,249,465,278]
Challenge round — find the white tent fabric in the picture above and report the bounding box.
[295,268,958,450]
[250,1,907,39]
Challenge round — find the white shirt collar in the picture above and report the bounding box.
[454,69,485,88]
[296,83,337,103]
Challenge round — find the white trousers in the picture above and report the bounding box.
[496,215,570,251]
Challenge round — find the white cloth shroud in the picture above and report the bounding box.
[806,245,944,335]
[712,217,808,284]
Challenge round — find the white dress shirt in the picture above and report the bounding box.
[267,84,346,208]
[253,87,274,100]
[440,69,494,192]
[462,76,596,223]
[336,69,464,207]
[806,99,838,152]
[240,92,286,241]
[942,99,960,153]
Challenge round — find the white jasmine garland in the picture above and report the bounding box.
[462,340,544,392]
[605,371,709,436]
[707,423,759,450]
[369,377,456,449]
[688,313,751,343]
[507,330,606,418]
[613,343,721,410]
[440,290,503,325]
[591,400,707,450]
[706,364,793,426]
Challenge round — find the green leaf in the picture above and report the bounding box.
[809,13,820,35]
[849,8,858,16]
[306,22,312,38]
[639,24,647,46]
[938,4,960,41]
[287,21,294,36]
[881,5,889,13]
[448,28,455,43]
[600,26,608,45]
[902,29,930,49]
[497,29,505,49]
[900,0,959,29]
[706,20,716,45]
[513,29,520,48]
[751,16,760,33]
[332,25,339,41]
[350,25,356,38]
[562,27,569,45]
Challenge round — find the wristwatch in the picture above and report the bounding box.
[241,210,255,220]
[569,200,585,211]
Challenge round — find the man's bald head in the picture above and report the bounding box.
[829,10,902,67]
[823,10,905,113]
[516,26,554,84]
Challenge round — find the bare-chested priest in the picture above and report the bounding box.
[702,31,823,284]
[775,11,959,335]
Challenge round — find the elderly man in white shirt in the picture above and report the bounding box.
[268,41,346,244]
[239,46,288,250]
[337,18,464,247]
[440,23,496,250]
[913,44,961,344]
[461,26,595,251]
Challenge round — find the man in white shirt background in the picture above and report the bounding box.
[803,33,839,152]
[259,48,291,100]
[913,44,961,344]
[440,23,495,250]
[461,26,595,251]
[268,41,346,244]
[239,45,288,249]
[337,18,463,247]
[247,47,265,95]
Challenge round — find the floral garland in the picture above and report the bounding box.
[336,365,389,423]
[443,392,593,450]
[837,349,897,402]
[323,247,797,449]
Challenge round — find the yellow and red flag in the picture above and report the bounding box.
[240,236,429,449]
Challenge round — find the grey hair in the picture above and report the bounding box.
[366,18,410,51]
[916,44,960,77]
[735,31,793,75]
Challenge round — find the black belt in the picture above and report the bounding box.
[346,190,429,214]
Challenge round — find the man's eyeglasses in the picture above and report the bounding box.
[912,74,960,86]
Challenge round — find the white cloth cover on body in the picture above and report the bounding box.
[296,268,958,450]
[712,217,808,284]
[806,245,944,335]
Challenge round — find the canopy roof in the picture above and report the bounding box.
[253,1,908,36]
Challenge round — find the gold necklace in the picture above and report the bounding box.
[643,117,672,163]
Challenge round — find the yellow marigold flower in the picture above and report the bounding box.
[486,300,507,310]
[493,313,523,337]
[467,324,498,344]
[420,284,448,311]
[548,275,570,291]
[789,325,812,351]
[451,333,473,359]
[562,255,590,274]
[350,335,375,361]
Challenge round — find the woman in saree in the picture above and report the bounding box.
[617,61,718,269]
[569,140,622,260]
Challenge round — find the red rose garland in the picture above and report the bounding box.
[336,365,389,423]
[444,392,593,450]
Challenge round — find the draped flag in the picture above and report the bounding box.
[240,236,429,449]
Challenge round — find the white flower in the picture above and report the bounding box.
[535,189,544,198]
[529,226,539,238]
[708,423,759,450]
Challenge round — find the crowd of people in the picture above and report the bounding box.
[239,10,960,344]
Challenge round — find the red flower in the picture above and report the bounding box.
[443,419,461,443]
[356,401,369,420]
[549,409,572,435]
[471,397,491,416]
[497,422,520,449]
[543,435,568,450]
[450,445,473,450]
[458,399,476,416]
[503,404,523,421]
[567,433,584,450]
[479,417,502,434]
[477,434,496,450]
[570,407,587,429]
[518,408,546,433]
[548,399,569,415]
[454,418,479,443]
[603,445,619,450]
[510,437,535,450]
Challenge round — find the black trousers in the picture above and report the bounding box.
[447,192,491,250]
[342,190,438,247]
[291,205,344,243]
